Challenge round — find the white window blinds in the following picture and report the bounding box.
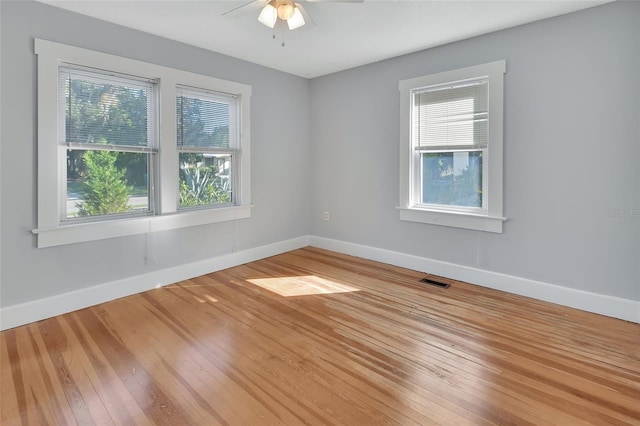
[413,79,488,149]
[59,64,157,151]
[176,86,239,150]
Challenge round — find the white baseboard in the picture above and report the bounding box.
[0,236,310,331]
[309,236,640,324]
[2,234,637,330]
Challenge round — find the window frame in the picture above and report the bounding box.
[58,64,159,222]
[175,85,239,211]
[398,60,506,233]
[33,39,252,248]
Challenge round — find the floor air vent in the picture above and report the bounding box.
[419,277,451,289]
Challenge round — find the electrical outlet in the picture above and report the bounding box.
[323,211,330,221]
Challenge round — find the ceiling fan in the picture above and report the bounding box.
[223,0,364,43]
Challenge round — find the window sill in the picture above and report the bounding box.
[398,207,505,233]
[32,205,253,248]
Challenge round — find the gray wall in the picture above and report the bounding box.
[1,1,638,310]
[310,1,639,301]
[0,1,311,307]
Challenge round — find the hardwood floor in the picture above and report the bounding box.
[1,247,639,425]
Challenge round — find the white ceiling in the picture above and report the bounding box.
[38,0,612,78]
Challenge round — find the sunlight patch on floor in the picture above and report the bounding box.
[247,275,360,297]
[191,294,219,303]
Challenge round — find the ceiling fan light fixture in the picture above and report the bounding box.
[277,3,295,20]
[258,3,277,28]
[287,6,305,30]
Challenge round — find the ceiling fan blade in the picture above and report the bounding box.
[294,3,317,29]
[221,0,266,17]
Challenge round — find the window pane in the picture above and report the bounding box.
[421,151,483,208]
[61,66,153,148]
[66,151,150,218]
[176,89,237,149]
[414,80,488,148]
[178,153,232,208]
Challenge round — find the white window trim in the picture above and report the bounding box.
[398,60,506,233]
[33,39,252,248]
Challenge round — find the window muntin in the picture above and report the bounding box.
[59,65,157,220]
[176,86,238,209]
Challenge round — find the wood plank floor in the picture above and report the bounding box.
[1,247,639,425]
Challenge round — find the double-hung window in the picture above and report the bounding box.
[399,61,506,233]
[176,86,238,209]
[60,65,157,220]
[34,39,252,248]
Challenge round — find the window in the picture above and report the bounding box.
[34,39,252,248]
[399,61,506,233]
[176,86,237,209]
[60,65,157,221]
